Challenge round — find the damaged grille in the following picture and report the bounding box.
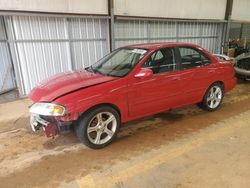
[40,115,57,123]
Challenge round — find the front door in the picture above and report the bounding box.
[128,47,182,118]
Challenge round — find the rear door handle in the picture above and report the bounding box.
[171,77,180,81]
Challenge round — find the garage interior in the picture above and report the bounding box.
[0,0,250,187]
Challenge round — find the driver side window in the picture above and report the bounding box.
[142,48,176,74]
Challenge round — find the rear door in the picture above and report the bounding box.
[176,46,216,105]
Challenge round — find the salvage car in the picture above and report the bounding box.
[234,52,250,80]
[29,43,236,149]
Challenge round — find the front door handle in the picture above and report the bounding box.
[208,70,215,73]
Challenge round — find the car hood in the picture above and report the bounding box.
[29,69,118,102]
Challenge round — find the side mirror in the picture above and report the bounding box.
[134,68,153,79]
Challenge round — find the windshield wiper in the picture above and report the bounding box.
[106,73,122,77]
[86,66,96,73]
[87,66,121,77]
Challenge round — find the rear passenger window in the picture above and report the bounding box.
[179,47,210,70]
[143,48,176,74]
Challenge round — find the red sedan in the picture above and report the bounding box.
[29,43,236,149]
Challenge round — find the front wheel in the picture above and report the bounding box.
[75,106,120,149]
[198,83,224,111]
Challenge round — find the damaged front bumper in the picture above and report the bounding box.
[30,113,72,137]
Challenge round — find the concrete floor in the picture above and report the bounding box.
[0,81,250,188]
[0,89,20,104]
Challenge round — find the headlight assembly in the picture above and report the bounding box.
[29,103,66,116]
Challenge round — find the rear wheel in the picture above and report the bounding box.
[198,83,224,111]
[75,106,120,149]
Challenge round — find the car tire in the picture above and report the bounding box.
[75,106,120,149]
[198,83,224,111]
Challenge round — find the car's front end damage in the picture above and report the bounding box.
[29,103,72,137]
[28,68,119,138]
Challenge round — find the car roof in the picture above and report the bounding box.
[126,42,201,50]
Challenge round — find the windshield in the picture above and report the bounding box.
[88,48,148,77]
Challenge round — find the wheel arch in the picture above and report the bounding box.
[200,80,225,102]
[75,102,121,149]
[80,103,121,120]
[208,80,225,93]
[210,81,225,90]
[198,80,225,111]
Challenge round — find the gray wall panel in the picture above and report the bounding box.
[6,15,109,95]
[15,42,72,94]
[115,0,226,20]
[69,18,109,69]
[0,0,108,15]
[115,19,224,53]
[150,21,177,37]
[0,17,6,39]
[242,24,250,42]
[0,42,16,93]
[0,17,15,93]
[1,15,225,96]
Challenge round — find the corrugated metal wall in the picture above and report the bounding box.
[115,20,148,47]
[229,23,241,40]
[115,20,224,53]
[0,16,16,94]
[1,15,225,96]
[242,24,250,42]
[4,16,109,95]
[9,16,72,95]
[69,17,109,69]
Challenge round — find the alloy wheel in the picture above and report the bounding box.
[206,85,223,109]
[87,112,117,145]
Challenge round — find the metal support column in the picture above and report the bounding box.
[108,0,115,51]
[224,0,234,42]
